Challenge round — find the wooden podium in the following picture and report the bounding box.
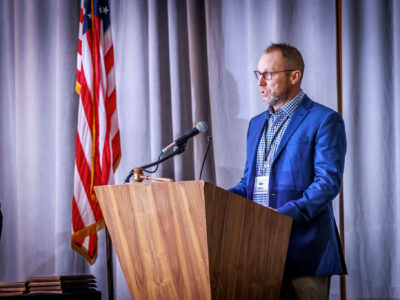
[94,181,292,299]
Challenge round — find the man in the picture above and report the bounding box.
[229,43,346,300]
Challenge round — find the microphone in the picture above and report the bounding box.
[162,121,208,153]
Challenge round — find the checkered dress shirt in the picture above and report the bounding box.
[252,90,305,207]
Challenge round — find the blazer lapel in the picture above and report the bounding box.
[273,96,312,163]
[246,113,267,199]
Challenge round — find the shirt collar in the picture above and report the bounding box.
[265,89,305,119]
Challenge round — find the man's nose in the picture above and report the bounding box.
[258,76,266,86]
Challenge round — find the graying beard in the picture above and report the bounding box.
[267,92,289,107]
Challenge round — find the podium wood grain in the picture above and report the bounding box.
[95,181,292,300]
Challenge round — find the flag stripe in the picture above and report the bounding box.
[79,7,84,23]
[75,135,95,212]
[103,28,113,53]
[77,97,93,162]
[72,196,85,232]
[112,131,121,168]
[104,47,114,74]
[106,68,116,97]
[81,39,93,94]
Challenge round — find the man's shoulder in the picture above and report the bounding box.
[247,94,343,125]
[299,95,343,126]
[304,95,340,116]
[250,111,266,122]
[246,111,267,135]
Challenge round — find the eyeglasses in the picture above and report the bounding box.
[254,69,297,81]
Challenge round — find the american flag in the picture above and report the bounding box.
[71,0,121,264]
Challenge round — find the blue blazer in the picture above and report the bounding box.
[229,95,347,276]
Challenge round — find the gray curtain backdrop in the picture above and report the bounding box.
[0,0,398,299]
[342,0,400,299]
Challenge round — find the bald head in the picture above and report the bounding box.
[265,43,305,84]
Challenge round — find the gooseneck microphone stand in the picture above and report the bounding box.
[124,144,187,183]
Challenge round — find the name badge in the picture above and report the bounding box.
[254,176,269,195]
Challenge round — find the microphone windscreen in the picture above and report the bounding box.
[196,121,208,133]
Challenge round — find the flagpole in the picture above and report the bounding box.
[106,228,114,300]
[336,0,346,299]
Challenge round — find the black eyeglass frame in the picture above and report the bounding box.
[254,69,297,81]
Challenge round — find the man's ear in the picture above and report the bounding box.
[290,70,301,85]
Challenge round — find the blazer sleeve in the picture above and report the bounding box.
[277,112,347,223]
[228,119,253,199]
